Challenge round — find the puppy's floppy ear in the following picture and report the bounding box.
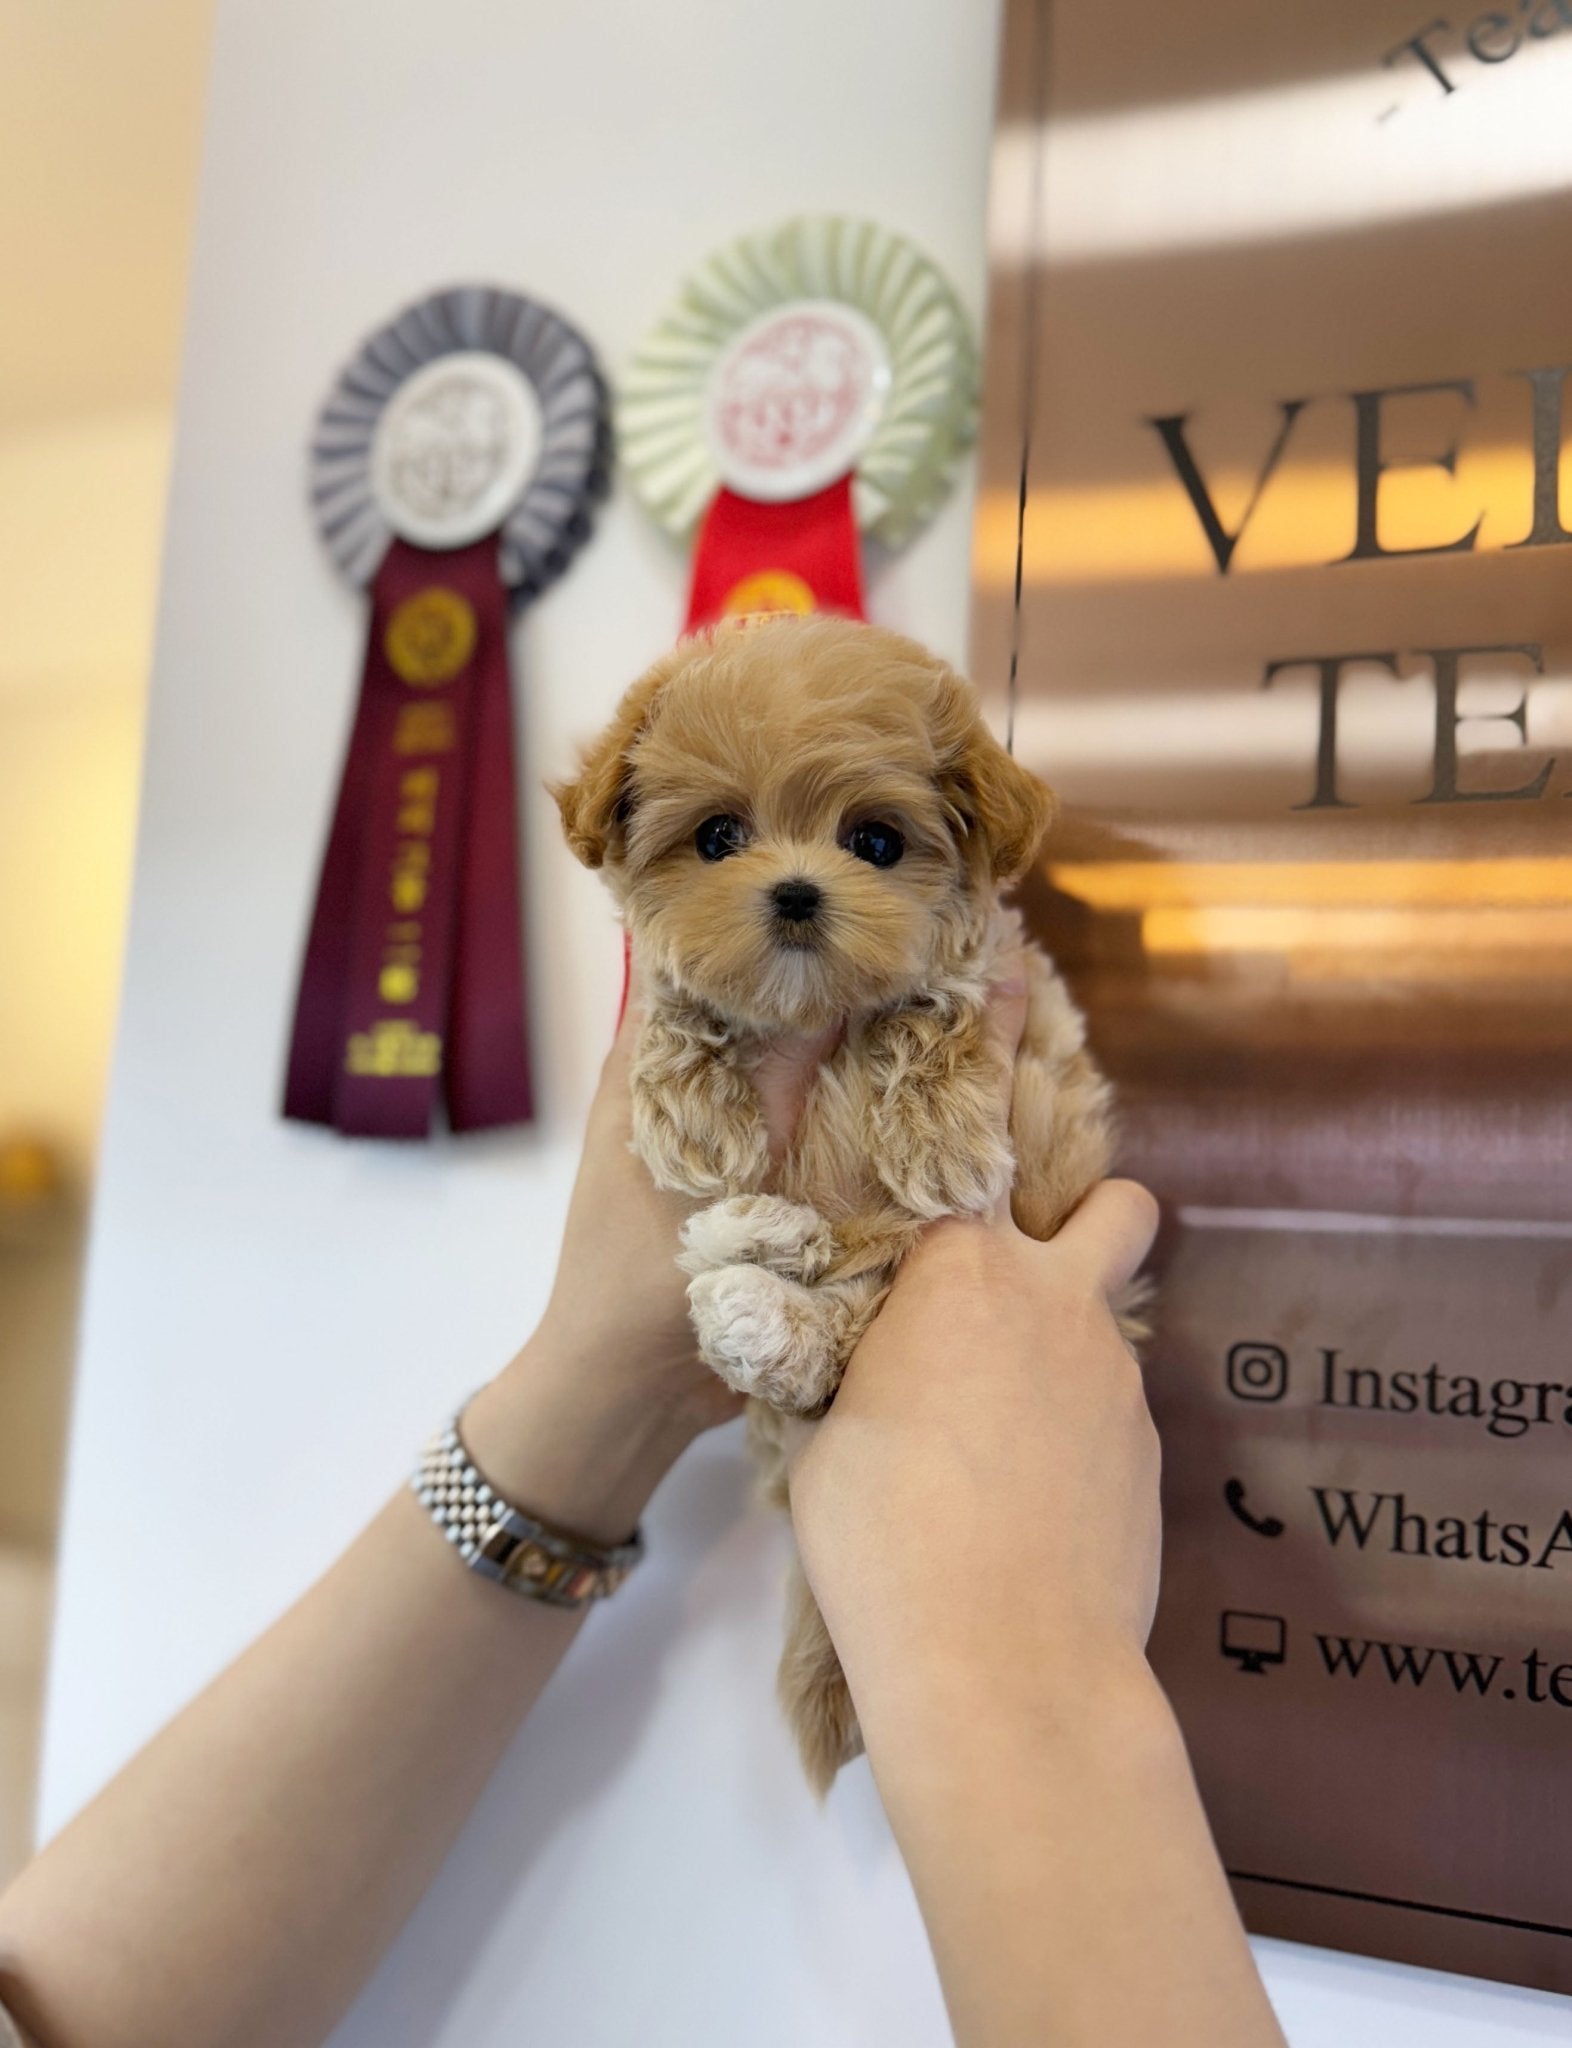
[942,695,1056,884]
[550,657,674,869]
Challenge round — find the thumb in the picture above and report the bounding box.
[983,953,1029,1223]
[1053,1178,1160,1297]
[753,1022,845,1164]
[983,953,1029,1072]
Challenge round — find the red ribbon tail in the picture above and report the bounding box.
[683,474,866,632]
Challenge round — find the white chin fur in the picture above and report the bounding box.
[661,935,919,1030]
[759,947,823,1013]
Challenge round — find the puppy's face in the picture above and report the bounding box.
[554,618,1053,1032]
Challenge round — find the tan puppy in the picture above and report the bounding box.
[554,615,1117,1791]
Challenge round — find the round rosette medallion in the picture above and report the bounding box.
[620,217,977,627]
[286,286,610,1142]
[309,284,610,600]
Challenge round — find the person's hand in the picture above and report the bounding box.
[780,996,1286,2048]
[529,999,739,1426]
[786,974,1162,1730]
[529,978,841,1419]
[463,974,836,1541]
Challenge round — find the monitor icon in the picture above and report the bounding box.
[1220,1610,1287,1675]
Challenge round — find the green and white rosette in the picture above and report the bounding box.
[619,216,978,629]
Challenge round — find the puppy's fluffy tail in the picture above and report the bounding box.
[778,1556,862,1798]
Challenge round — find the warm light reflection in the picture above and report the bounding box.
[988,41,1572,266]
[1050,858,1572,911]
[1143,903,1572,970]
[1052,858,1572,982]
[973,445,1540,587]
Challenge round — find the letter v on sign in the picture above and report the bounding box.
[1148,401,1308,574]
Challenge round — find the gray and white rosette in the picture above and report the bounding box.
[309,284,611,600]
[618,216,978,550]
[284,286,611,1142]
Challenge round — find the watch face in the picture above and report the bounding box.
[371,352,543,548]
[704,300,892,501]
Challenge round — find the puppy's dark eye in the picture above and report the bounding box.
[847,821,904,869]
[695,814,748,862]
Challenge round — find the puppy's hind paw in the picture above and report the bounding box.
[679,1194,835,1284]
[687,1263,844,1414]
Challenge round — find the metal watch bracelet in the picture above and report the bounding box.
[411,1411,644,1610]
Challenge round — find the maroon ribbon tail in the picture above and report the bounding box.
[446,580,533,1131]
[282,535,533,1138]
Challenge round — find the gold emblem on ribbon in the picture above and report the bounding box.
[345,1018,442,1077]
[720,569,816,620]
[384,586,478,685]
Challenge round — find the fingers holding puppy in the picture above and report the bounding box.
[983,948,1031,1069]
[983,947,1029,1225]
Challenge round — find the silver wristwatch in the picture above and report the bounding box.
[411,1413,644,1610]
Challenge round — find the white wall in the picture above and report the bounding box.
[39,3,1567,2043]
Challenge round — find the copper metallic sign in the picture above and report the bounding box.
[976,0,1572,1993]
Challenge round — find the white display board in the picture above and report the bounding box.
[40,2,1568,2041]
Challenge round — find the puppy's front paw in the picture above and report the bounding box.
[679,1194,835,1283]
[687,1264,843,1414]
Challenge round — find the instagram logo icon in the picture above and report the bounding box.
[1225,1341,1290,1403]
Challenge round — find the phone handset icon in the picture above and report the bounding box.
[1224,1478,1285,1539]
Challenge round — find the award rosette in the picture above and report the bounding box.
[619,216,978,631]
[285,285,609,1138]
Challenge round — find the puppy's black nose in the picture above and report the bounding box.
[771,878,823,923]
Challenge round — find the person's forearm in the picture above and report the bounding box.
[861,1646,1286,2048]
[0,1339,697,2048]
